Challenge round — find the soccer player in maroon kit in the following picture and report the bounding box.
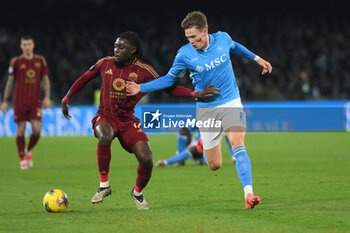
[1,36,51,170]
[61,31,217,210]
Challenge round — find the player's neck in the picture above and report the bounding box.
[114,57,136,67]
[23,53,34,59]
[201,35,210,52]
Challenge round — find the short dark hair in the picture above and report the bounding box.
[118,31,142,58]
[181,11,208,31]
[20,35,34,41]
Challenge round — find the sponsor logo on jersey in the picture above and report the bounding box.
[26,69,36,79]
[204,54,227,71]
[105,68,113,75]
[25,69,36,83]
[112,78,125,91]
[20,64,26,69]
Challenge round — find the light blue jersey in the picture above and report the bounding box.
[140,31,256,107]
[168,31,255,107]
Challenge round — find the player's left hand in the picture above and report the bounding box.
[61,101,72,120]
[43,97,51,109]
[195,84,219,98]
[257,57,272,75]
[126,81,141,96]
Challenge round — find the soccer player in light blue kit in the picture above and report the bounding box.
[127,11,272,209]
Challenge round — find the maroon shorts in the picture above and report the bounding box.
[13,104,42,122]
[92,114,148,153]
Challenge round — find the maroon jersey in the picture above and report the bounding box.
[70,57,192,118]
[8,54,49,106]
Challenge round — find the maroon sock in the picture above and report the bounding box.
[27,134,40,152]
[97,142,111,182]
[16,136,25,160]
[135,165,153,192]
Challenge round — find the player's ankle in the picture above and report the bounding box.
[244,185,253,199]
[100,180,110,188]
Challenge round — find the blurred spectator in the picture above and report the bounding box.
[0,1,349,104]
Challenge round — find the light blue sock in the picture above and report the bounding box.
[202,150,208,164]
[233,146,253,188]
[224,136,234,159]
[166,149,192,165]
[177,135,189,153]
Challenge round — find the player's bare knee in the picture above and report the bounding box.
[32,127,41,136]
[231,141,245,150]
[98,134,113,146]
[208,161,222,171]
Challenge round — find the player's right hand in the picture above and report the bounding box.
[1,101,8,115]
[61,101,72,120]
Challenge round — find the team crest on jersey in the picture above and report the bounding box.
[195,65,204,73]
[20,64,26,69]
[128,72,138,82]
[112,78,125,91]
[35,62,41,68]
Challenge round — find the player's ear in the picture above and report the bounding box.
[130,46,137,56]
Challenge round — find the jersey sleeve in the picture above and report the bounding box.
[225,32,256,60]
[142,63,160,82]
[8,57,17,77]
[41,56,49,76]
[69,61,101,94]
[168,50,187,78]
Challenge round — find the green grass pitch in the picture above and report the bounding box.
[0,132,349,233]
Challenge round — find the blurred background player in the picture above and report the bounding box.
[61,31,216,210]
[1,35,51,170]
[126,11,272,209]
[157,127,236,167]
[156,127,204,167]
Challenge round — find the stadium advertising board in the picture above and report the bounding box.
[0,101,348,136]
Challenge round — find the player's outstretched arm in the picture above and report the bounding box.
[61,65,99,120]
[126,73,177,96]
[164,84,218,98]
[230,40,272,75]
